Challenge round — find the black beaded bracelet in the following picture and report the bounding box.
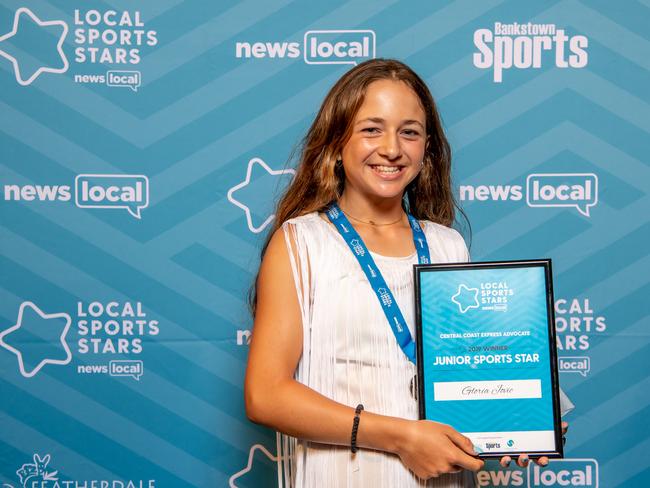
[350,403,364,453]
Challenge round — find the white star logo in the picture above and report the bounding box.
[228,443,279,487]
[451,284,480,313]
[0,7,69,86]
[227,157,295,234]
[0,301,72,378]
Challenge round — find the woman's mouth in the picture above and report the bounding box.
[369,164,405,178]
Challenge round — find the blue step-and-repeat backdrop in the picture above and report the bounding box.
[0,1,648,487]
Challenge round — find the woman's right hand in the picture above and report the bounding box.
[394,419,484,479]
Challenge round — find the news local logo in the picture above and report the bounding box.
[235,29,375,65]
[76,70,142,91]
[528,459,598,487]
[3,174,149,219]
[476,458,598,487]
[0,7,156,88]
[473,22,588,82]
[559,356,590,377]
[236,329,251,346]
[75,174,148,218]
[459,173,598,217]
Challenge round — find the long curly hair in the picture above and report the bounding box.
[250,58,468,314]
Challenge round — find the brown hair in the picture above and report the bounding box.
[250,58,468,314]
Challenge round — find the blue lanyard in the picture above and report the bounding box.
[326,202,430,364]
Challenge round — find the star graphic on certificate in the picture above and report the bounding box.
[0,301,72,377]
[451,284,480,313]
[227,157,295,234]
[0,7,69,86]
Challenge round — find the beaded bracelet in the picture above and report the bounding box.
[350,403,364,453]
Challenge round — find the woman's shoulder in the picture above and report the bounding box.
[283,211,322,226]
[421,220,470,262]
[420,220,463,240]
[279,211,333,245]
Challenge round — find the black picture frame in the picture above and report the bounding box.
[414,259,564,459]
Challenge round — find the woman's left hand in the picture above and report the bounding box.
[499,421,569,468]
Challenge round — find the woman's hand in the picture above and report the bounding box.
[499,421,569,468]
[394,419,484,479]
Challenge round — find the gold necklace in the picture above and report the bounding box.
[339,206,404,226]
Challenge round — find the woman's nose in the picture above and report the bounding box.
[377,132,401,160]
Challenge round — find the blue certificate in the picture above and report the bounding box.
[414,260,563,458]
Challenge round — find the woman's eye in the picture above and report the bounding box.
[362,127,379,133]
[403,129,420,136]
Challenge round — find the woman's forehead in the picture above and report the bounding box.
[355,79,425,122]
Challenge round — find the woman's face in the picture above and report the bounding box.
[339,79,427,204]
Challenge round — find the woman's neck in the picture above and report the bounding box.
[338,191,405,226]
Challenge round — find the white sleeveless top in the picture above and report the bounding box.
[279,212,477,488]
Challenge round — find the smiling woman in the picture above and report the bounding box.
[244,59,482,487]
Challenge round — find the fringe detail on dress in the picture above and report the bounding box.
[279,213,474,488]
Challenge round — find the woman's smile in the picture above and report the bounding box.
[368,163,407,180]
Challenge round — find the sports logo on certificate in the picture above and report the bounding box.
[414,260,563,458]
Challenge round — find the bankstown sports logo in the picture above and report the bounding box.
[0,301,158,380]
[235,30,375,65]
[473,22,588,82]
[476,458,598,487]
[3,174,149,219]
[459,173,598,217]
[0,7,157,90]
[6,453,156,488]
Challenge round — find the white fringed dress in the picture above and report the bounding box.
[279,212,477,488]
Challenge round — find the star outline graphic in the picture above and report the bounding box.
[228,443,279,488]
[0,7,69,86]
[0,301,72,378]
[451,284,480,314]
[227,157,295,234]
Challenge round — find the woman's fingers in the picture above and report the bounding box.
[516,454,530,467]
[562,421,569,435]
[536,456,549,466]
[445,427,477,456]
[501,454,550,468]
[453,450,485,472]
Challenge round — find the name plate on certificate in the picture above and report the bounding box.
[414,260,563,458]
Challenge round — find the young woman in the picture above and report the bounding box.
[245,59,566,487]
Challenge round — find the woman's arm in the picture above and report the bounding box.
[244,227,484,478]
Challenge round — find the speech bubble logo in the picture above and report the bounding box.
[558,356,590,377]
[75,174,149,219]
[303,30,375,65]
[109,360,143,380]
[106,70,141,92]
[528,458,599,487]
[526,173,598,217]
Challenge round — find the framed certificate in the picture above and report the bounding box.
[414,259,563,458]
